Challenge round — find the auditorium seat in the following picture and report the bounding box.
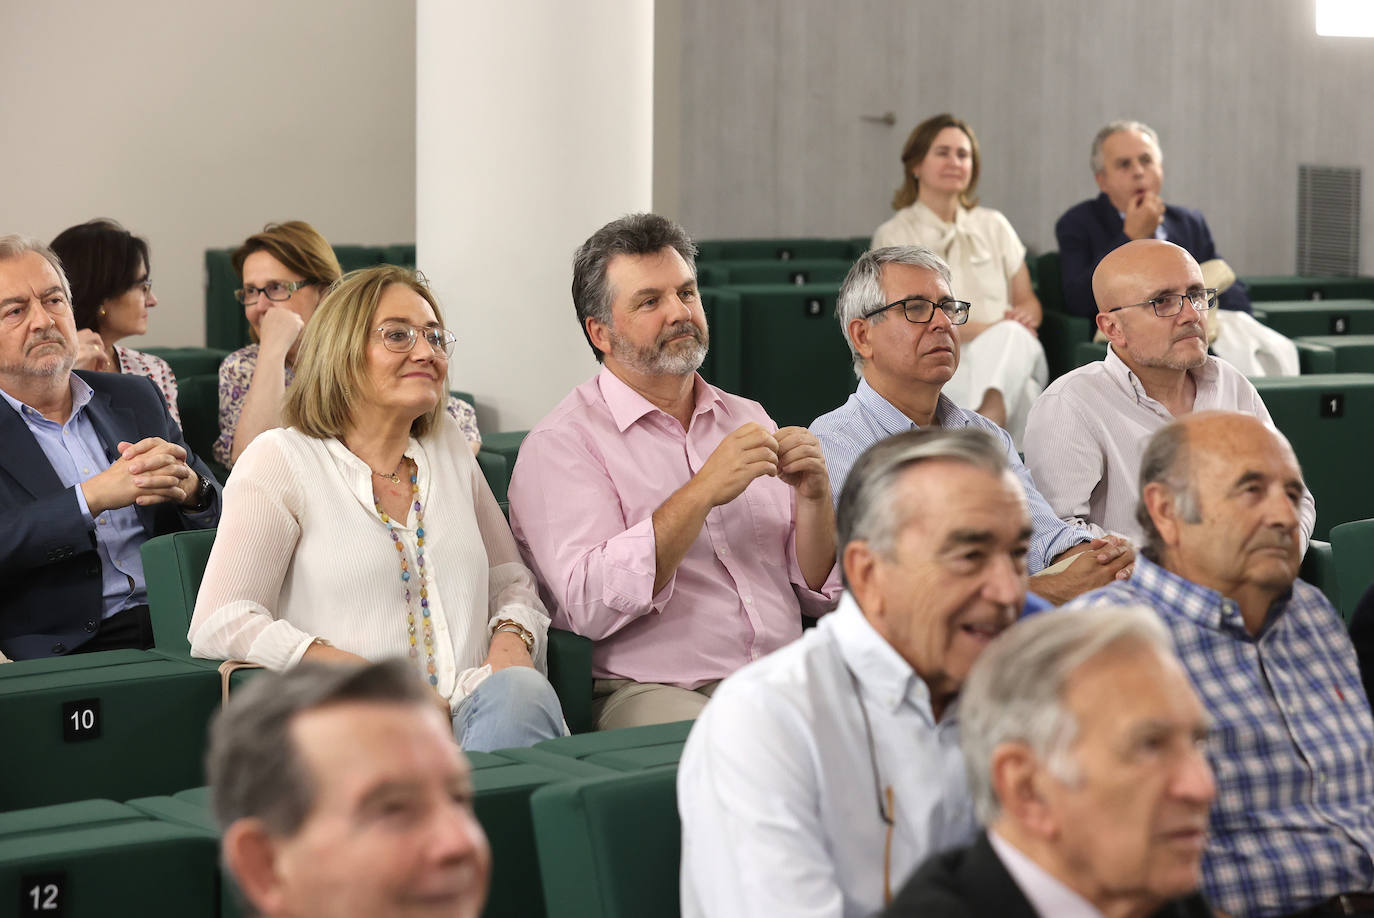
[1290,335,1374,373]
[0,800,146,840]
[530,766,681,918]
[0,821,221,918]
[1029,252,1096,379]
[475,429,528,507]
[140,346,231,381]
[696,237,855,262]
[502,720,693,774]
[0,651,221,810]
[709,258,854,286]
[177,373,229,484]
[1242,276,1374,302]
[1330,520,1374,623]
[1252,299,1374,338]
[1251,373,1374,539]
[1300,539,1337,610]
[204,249,250,351]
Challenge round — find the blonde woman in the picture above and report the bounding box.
[191,265,563,751]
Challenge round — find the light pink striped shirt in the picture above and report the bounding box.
[1023,346,1315,546]
[508,367,842,688]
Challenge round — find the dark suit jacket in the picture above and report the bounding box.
[0,370,221,659]
[1054,192,1252,318]
[1349,581,1374,708]
[884,832,1214,918]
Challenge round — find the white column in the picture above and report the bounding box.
[417,0,655,431]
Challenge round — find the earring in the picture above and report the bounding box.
[98,308,106,317]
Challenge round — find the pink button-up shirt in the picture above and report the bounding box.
[509,367,841,688]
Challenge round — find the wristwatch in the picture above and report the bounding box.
[183,473,215,513]
[492,619,535,653]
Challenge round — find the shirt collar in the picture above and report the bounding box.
[829,591,940,722]
[1128,554,1294,635]
[988,831,1105,918]
[0,373,94,425]
[1102,345,1220,408]
[854,378,966,435]
[596,365,722,433]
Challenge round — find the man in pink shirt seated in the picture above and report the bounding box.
[508,213,842,731]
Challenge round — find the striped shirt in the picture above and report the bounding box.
[1071,555,1374,917]
[809,379,1090,574]
[1022,346,1315,547]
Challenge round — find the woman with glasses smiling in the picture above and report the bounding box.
[873,114,1047,447]
[214,221,480,469]
[190,265,565,751]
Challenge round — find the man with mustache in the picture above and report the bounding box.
[811,245,1131,604]
[1067,412,1374,918]
[509,214,840,731]
[680,427,1031,917]
[1023,240,1315,547]
[0,235,220,660]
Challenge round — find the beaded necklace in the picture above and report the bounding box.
[373,460,437,686]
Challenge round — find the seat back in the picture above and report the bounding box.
[141,530,218,654]
[176,373,228,483]
[1330,520,1374,622]
[530,766,681,918]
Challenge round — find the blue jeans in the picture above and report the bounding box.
[452,665,567,752]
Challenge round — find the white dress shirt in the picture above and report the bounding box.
[189,421,550,708]
[1022,346,1315,546]
[678,593,975,918]
[988,831,1104,918]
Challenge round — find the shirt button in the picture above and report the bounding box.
[98,517,107,526]
[745,597,753,605]
[719,546,729,556]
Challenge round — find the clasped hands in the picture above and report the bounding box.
[81,437,203,517]
[695,423,830,507]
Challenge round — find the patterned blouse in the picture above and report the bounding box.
[115,346,180,427]
[214,344,482,468]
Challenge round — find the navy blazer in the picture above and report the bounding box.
[1054,192,1251,318]
[884,832,1215,918]
[0,370,221,659]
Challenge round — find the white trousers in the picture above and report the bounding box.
[1210,310,1301,377]
[944,320,1048,448]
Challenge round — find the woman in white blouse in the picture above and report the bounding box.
[189,264,564,751]
[873,113,1047,446]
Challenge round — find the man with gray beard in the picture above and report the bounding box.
[509,214,841,730]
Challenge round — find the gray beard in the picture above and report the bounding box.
[609,322,708,376]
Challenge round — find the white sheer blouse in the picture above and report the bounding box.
[189,420,550,706]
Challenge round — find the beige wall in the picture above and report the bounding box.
[1,0,417,349]
[669,0,1374,276]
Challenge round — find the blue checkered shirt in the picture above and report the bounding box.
[810,380,1091,574]
[1073,555,1374,917]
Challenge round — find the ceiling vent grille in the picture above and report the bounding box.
[1297,164,1361,275]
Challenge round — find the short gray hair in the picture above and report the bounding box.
[0,234,73,302]
[207,660,438,838]
[1136,419,1201,562]
[570,213,698,363]
[1090,120,1162,174]
[960,603,1175,824]
[837,246,953,376]
[836,427,1007,578]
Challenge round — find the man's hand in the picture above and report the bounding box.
[81,438,199,516]
[258,306,306,356]
[72,329,112,372]
[692,422,779,508]
[1122,192,1166,240]
[775,427,830,502]
[1031,536,1135,604]
[484,631,535,673]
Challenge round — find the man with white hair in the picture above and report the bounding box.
[679,426,1032,917]
[886,604,1216,917]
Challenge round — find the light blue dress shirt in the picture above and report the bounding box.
[810,379,1091,574]
[678,593,976,918]
[0,377,147,617]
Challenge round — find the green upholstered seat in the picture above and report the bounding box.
[1330,520,1374,623]
[139,347,231,380]
[1039,310,1097,380]
[705,282,855,428]
[0,653,220,810]
[1300,539,1337,610]
[1252,299,1374,338]
[0,800,146,840]
[125,791,243,918]
[695,238,855,262]
[1251,373,1374,539]
[714,258,854,286]
[383,243,418,267]
[1291,335,1374,373]
[1241,276,1374,302]
[530,766,681,918]
[175,373,229,484]
[0,822,221,918]
[476,430,529,508]
[502,720,692,774]
[332,244,388,272]
[1295,339,1339,374]
[140,529,596,733]
[204,248,249,351]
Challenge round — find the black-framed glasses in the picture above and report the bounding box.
[234,280,312,305]
[376,321,458,356]
[1106,288,1218,317]
[863,296,971,326]
[846,665,896,906]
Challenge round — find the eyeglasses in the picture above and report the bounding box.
[1106,288,1218,317]
[863,296,972,325]
[845,665,896,906]
[234,280,312,305]
[376,321,458,356]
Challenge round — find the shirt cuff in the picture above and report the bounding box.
[73,483,95,529]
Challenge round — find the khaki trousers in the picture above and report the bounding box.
[592,678,723,731]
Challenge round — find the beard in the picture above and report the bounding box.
[608,320,708,376]
[0,329,76,380]
[1129,322,1208,372]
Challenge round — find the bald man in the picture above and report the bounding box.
[1022,240,1315,546]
